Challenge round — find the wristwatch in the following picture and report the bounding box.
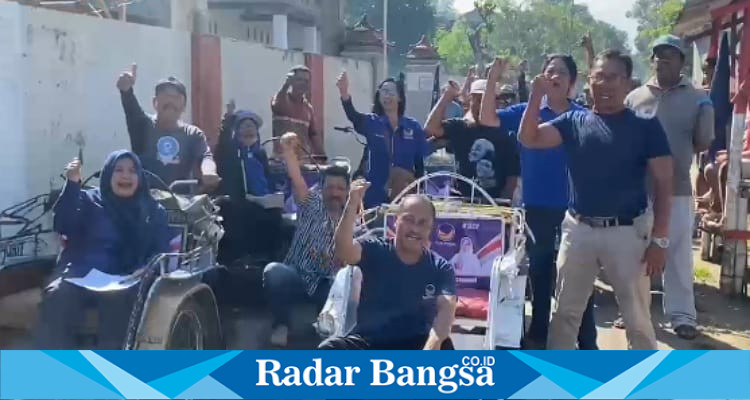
[651,237,670,249]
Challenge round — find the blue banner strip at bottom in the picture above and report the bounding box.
[1,350,749,399]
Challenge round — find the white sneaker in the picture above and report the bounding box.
[270,325,289,347]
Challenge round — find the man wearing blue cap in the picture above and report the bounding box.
[627,35,715,341]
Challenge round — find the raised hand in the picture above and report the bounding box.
[349,179,371,203]
[530,74,554,98]
[65,158,82,183]
[465,66,478,85]
[443,80,461,100]
[116,63,137,92]
[580,32,594,51]
[336,71,350,99]
[226,99,236,116]
[487,57,508,82]
[280,132,300,156]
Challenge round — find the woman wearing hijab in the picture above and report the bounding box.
[336,72,432,208]
[36,150,170,349]
[215,102,281,265]
[451,237,482,277]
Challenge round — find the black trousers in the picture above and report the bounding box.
[35,279,136,350]
[319,334,455,350]
[216,197,283,265]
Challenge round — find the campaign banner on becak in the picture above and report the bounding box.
[385,215,505,287]
[1,351,750,399]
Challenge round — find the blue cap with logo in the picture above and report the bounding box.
[651,35,685,56]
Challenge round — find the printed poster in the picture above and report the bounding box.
[385,214,506,288]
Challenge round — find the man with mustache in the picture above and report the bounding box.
[626,35,714,341]
[322,183,457,350]
[263,132,349,348]
[117,64,219,189]
[519,50,674,350]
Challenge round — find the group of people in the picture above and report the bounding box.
[34,31,714,351]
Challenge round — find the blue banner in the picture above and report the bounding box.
[1,350,749,399]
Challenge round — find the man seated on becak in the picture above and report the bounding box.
[702,86,750,229]
[319,181,457,350]
[262,132,350,348]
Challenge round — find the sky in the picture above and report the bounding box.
[453,0,639,47]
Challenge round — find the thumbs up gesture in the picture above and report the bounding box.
[117,63,137,92]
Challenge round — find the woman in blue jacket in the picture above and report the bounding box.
[36,150,170,349]
[336,72,431,208]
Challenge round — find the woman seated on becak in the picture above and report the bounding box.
[35,150,170,350]
[215,101,284,264]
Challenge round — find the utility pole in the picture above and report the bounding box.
[383,0,389,79]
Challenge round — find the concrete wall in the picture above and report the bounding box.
[0,2,192,209]
[322,57,374,166]
[0,2,375,211]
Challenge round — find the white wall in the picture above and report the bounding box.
[323,57,374,167]
[0,2,191,210]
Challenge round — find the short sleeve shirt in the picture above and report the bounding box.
[136,120,212,185]
[353,238,456,342]
[550,108,672,217]
[442,119,520,198]
[498,100,583,209]
[283,191,337,295]
[360,116,432,208]
[626,77,714,196]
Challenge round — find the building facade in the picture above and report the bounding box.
[207,0,346,55]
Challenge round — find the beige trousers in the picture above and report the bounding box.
[547,212,658,350]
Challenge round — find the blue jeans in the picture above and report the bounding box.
[525,207,598,350]
[263,262,331,328]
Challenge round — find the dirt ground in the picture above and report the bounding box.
[592,244,750,350]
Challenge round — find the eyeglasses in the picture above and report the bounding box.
[589,73,627,84]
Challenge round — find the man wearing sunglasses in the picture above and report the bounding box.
[626,35,714,341]
[519,50,674,350]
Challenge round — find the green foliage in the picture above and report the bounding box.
[435,22,476,73]
[435,0,630,79]
[628,0,684,62]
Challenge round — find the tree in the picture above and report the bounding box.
[628,0,683,62]
[436,0,630,79]
[347,0,438,73]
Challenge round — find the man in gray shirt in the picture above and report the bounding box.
[116,64,219,189]
[627,35,714,340]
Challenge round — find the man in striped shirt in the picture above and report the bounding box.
[263,132,349,347]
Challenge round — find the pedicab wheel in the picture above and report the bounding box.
[165,297,220,350]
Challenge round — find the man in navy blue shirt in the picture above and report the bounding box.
[321,181,457,350]
[479,56,597,350]
[518,49,673,350]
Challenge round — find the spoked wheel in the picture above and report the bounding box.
[166,298,205,350]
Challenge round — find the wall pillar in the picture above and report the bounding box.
[304,26,319,53]
[272,14,288,50]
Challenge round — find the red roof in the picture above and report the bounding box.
[406,35,440,60]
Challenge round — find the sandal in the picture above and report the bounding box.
[674,325,698,340]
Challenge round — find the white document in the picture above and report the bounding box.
[64,269,142,292]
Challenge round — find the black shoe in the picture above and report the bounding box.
[674,324,699,340]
